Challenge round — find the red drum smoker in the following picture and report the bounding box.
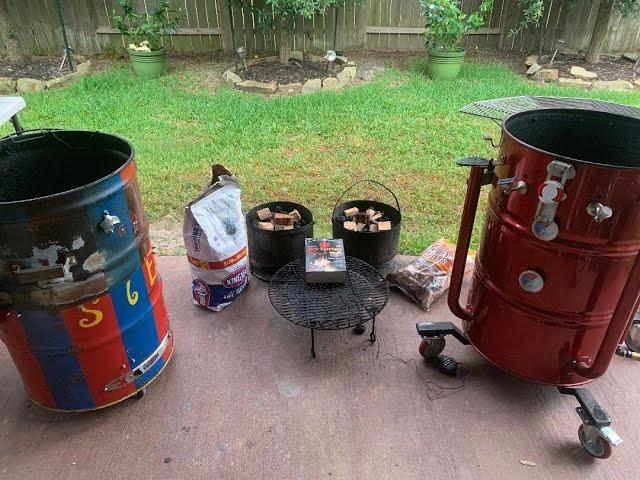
[417,97,640,459]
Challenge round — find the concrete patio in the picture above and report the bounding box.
[1,256,639,479]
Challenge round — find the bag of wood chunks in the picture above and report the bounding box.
[386,239,475,311]
[183,165,249,311]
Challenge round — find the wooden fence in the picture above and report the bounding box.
[5,0,640,56]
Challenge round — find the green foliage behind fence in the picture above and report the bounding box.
[3,0,640,56]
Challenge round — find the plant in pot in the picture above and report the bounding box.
[111,0,182,78]
[419,0,493,79]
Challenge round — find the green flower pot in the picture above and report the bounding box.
[128,48,166,78]
[426,49,466,79]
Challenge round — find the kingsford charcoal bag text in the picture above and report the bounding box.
[183,166,249,311]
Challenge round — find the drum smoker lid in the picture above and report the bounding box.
[459,96,640,122]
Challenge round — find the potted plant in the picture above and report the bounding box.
[111,0,182,78]
[419,0,493,79]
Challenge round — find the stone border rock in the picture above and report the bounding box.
[223,52,356,96]
[0,61,92,95]
[524,54,640,92]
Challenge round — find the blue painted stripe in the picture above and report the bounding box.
[19,310,95,410]
[109,264,163,390]
[85,172,140,288]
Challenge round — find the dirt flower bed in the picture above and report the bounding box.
[223,53,357,96]
[0,56,73,81]
[241,59,342,84]
[550,54,638,82]
[0,56,92,94]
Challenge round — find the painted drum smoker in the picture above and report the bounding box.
[0,130,173,411]
[417,100,640,459]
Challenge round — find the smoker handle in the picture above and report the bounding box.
[447,159,488,323]
[578,252,640,378]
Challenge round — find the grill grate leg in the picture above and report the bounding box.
[311,329,316,358]
[370,316,376,343]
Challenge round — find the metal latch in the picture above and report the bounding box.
[103,331,172,392]
[531,160,575,241]
[497,177,528,195]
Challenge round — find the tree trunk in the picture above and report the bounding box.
[277,22,291,65]
[0,0,25,64]
[585,0,613,64]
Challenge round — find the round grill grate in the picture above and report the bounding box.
[268,256,389,331]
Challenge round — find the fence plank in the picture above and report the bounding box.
[4,0,640,56]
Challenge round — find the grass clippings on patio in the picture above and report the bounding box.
[8,55,640,254]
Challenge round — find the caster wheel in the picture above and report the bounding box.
[132,389,146,400]
[578,424,613,459]
[419,337,446,359]
[353,324,366,335]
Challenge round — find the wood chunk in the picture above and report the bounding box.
[369,223,378,233]
[343,221,357,231]
[258,221,274,231]
[344,207,359,217]
[370,212,383,222]
[257,207,272,221]
[366,208,377,218]
[289,209,302,223]
[377,221,392,231]
[353,213,369,225]
[274,224,292,231]
[356,223,366,232]
[274,212,295,226]
[283,225,294,230]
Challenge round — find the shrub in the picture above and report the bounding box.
[111,0,182,52]
[419,0,493,52]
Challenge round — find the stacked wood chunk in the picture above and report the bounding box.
[339,206,392,233]
[256,206,305,231]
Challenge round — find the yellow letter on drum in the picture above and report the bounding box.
[79,299,103,329]
[145,250,158,287]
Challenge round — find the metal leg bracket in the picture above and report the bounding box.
[416,321,470,345]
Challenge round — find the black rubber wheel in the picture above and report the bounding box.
[132,389,146,400]
[578,424,613,459]
[353,324,366,335]
[419,337,446,359]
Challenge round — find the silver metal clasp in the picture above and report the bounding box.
[531,160,576,241]
[587,202,613,223]
[498,177,528,195]
[100,210,121,234]
[103,331,172,392]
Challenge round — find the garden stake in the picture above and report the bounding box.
[226,0,238,70]
[55,0,75,72]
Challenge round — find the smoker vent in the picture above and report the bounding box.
[460,96,640,122]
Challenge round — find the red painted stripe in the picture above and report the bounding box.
[0,309,55,407]
[61,294,136,407]
[119,161,137,184]
[140,243,171,350]
[187,247,247,271]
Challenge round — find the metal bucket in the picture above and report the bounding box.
[332,180,401,268]
[0,130,173,411]
[448,109,640,386]
[246,201,314,281]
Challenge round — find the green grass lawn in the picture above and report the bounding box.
[9,57,640,253]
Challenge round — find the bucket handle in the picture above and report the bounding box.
[448,157,493,323]
[332,180,401,219]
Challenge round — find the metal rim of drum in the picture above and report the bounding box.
[502,108,640,170]
[0,130,134,205]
